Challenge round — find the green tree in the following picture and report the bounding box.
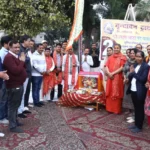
[0,0,70,37]
[135,0,150,21]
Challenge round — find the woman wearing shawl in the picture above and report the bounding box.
[105,44,127,114]
[123,48,137,123]
[43,48,55,101]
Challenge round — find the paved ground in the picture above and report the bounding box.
[1,102,150,150]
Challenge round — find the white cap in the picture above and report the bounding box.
[42,40,48,44]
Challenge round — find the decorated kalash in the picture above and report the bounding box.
[58,71,106,111]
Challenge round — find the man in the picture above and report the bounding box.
[51,43,63,100]
[62,48,79,91]
[29,39,35,53]
[135,44,142,51]
[43,48,55,101]
[3,40,27,133]
[89,43,100,72]
[82,48,93,72]
[0,57,9,137]
[18,35,31,118]
[61,41,67,55]
[145,45,150,65]
[42,40,48,50]
[0,35,12,124]
[32,44,46,107]
[24,39,35,108]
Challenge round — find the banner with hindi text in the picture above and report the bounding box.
[100,19,150,60]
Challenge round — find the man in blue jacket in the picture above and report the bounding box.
[0,35,12,124]
[0,57,9,137]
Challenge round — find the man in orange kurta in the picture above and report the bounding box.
[43,48,55,101]
[105,44,127,114]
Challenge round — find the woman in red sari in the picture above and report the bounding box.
[43,48,55,101]
[105,44,127,114]
[145,70,150,126]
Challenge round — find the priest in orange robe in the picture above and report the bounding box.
[62,48,79,92]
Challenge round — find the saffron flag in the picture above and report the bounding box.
[66,0,84,51]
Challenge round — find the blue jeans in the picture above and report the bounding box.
[32,76,43,105]
[0,82,8,120]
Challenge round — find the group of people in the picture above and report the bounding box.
[0,35,100,136]
[0,34,150,136]
[102,43,150,133]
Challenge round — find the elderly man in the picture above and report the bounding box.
[62,48,79,91]
[135,44,142,51]
[82,48,93,72]
[3,40,27,133]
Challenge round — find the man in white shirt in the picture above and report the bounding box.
[62,48,79,91]
[82,48,93,72]
[31,44,47,107]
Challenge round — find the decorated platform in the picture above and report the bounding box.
[58,72,105,110]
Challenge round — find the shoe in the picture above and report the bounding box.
[47,100,53,102]
[127,118,135,123]
[130,127,141,133]
[10,127,24,133]
[24,107,29,111]
[126,116,133,120]
[17,122,24,126]
[0,118,9,124]
[0,132,5,137]
[18,113,27,118]
[128,125,137,129]
[34,103,42,107]
[23,110,31,114]
[28,104,34,108]
[39,102,44,105]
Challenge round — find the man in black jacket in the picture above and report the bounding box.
[18,35,31,118]
[89,43,100,72]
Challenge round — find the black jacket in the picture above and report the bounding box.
[89,48,100,68]
[127,62,149,101]
[20,44,32,77]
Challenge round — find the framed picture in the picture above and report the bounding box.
[78,72,104,92]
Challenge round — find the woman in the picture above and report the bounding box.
[123,48,137,123]
[105,44,127,114]
[126,49,131,59]
[127,50,149,133]
[145,71,150,127]
[43,48,55,101]
[101,47,113,91]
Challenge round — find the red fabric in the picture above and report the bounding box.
[64,54,76,92]
[58,92,105,106]
[3,53,27,88]
[43,56,55,97]
[148,116,150,126]
[147,70,150,96]
[105,53,127,114]
[53,51,63,85]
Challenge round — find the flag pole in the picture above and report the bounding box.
[78,34,82,71]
